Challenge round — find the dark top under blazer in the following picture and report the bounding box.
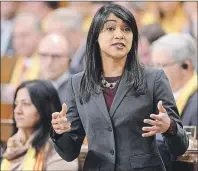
[51,67,188,171]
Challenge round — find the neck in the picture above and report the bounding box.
[172,70,194,92]
[23,128,34,139]
[102,56,126,77]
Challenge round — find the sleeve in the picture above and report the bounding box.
[153,69,189,156]
[50,76,86,162]
[46,143,79,171]
[162,119,177,136]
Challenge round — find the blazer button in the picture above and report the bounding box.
[110,149,114,155]
[108,127,112,132]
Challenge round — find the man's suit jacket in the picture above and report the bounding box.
[51,68,188,171]
[181,90,198,138]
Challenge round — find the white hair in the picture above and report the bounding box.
[45,8,83,32]
[152,33,197,69]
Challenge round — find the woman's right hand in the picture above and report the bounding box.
[51,103,71,134]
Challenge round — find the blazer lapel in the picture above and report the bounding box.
[92,92,112,125]
[109,73,134,117]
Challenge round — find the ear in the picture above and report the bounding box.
[182,59,192,70]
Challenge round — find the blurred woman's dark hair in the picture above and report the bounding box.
[45,1,59,9]
[12,80,62,154]
[80,3,145,103]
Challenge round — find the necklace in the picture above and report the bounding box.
[101,76,120,89]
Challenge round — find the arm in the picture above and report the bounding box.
[50,76,85,161]
[154,69,189,156]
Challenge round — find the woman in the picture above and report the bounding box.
[51,4,188,171]
[1,80,79,171]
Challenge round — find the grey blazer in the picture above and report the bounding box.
[51,68,188,171]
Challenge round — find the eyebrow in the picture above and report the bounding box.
[15,98,31,102]
[104,19,117,23]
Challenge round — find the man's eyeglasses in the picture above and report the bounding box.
[38,52,67,59]
[151,62,178,68]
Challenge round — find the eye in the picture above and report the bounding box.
[124,27,131,32]
[22,102,31,106]
[106,27,115,31]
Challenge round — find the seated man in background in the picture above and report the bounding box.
[138,23,166,66]
[1,1,18,57]
[43,8,85,57]
[18,1,59,20]
[1,13,42,103]
[151,33,197,170]
[38,34,88,146]
[151,33,197,134]
[38,34,71,104]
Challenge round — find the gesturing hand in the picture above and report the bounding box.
[51,103,71,134]
[142,101,171,137]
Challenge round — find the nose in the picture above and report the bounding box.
[114,28,124,39]
[46,55,53,66]
[14,104,23,115]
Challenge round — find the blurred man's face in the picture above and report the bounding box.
[44,20,83,55]
[158,2,179,14]
[19,2,49,19]
[38,37,70,80]
[151,50,183,92]
[1,2,17,20]
[13,19,41,57]
[138,37,151,65]
[68,2,93,17]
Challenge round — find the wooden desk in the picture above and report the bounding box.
[1,103,13,120]
[1,103,13,142]
[1,57,17,83]
[173,149,198,171]
[1,119,13,142]
[79,145,88,169]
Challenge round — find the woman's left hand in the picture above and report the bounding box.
[142,101,171,137]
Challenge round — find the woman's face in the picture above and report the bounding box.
[14,88,40,132]
[98,13,133,60]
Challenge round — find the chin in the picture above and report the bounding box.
[112,54,127,59]
[16,124,25,128]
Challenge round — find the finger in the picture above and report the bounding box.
[51,119,59,125]
[143,119,156,126]
[60,103,67,117]
[59,117,68,124]
[52,112,60,119]
[60,123,71,130]
[142,130,157,137]
[55,129,65,135]
[157,101,166,113]
[150,114,161,121]
[142,126,157,132]
[52,124,61,130]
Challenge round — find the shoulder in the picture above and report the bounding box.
[64,71,84,95]
[71,71,84,81]
[69,71,84,88]
[144,66,165,82]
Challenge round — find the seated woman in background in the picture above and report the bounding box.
[1,80,79,171]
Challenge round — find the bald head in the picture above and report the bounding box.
[39,34,69,55]
[38,34,70,81]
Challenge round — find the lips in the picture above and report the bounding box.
[15,117,24,120]
[112,42,125,48]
